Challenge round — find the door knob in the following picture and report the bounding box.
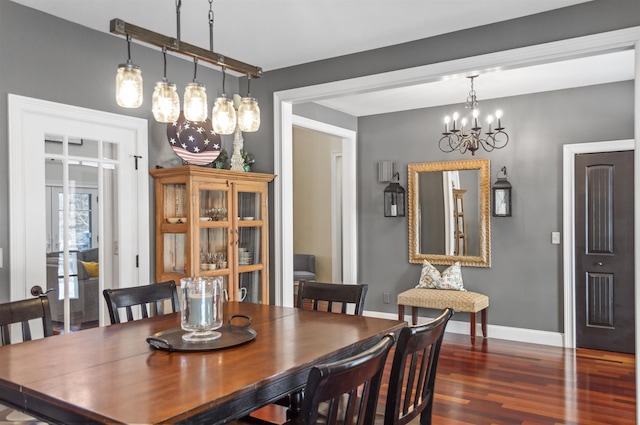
[595,262,603,266]
[30,285,54,297]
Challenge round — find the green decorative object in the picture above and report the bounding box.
[213,148,228,169]
[241,149,255,172]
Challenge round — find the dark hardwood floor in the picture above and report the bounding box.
[252,333,636,424]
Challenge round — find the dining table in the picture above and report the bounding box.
[0,301,406,424]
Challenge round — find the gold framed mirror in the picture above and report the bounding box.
[408,159,491,267]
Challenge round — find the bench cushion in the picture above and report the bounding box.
[398,288,488,313]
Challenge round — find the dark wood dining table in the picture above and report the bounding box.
[0,302,405,424]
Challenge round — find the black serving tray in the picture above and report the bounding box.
[146,314,256,352]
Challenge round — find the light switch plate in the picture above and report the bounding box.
[551,232,561,244]
[0,248,3,268]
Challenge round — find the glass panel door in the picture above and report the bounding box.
[237,187,264,303]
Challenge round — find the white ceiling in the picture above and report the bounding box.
[10,0,634,116]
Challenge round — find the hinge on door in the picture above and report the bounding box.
[134,155,143,170]
[136,255,139,268]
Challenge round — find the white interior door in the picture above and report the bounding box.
[8,94,149,333]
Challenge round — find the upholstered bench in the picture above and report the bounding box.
[397,288,489,341]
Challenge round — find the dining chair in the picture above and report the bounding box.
[0,295,54,345]
[378,308,453,425]
[285,333,396,425]
[0,295,54,422]
[240,281,370,424]
[296,280,368,315]
[103,280,179,324]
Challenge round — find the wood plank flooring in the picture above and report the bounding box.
[253,333,635,424]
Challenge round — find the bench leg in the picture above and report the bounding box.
[398,304,404,321]
[470,312,477,343]
[411,307,419,326]
[481,307,488,337]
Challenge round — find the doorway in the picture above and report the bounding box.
[292,126,343,284]
[8,95,150,333]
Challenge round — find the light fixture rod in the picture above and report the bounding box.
[110,18,262,78]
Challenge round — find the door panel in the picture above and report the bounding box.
[8,95,148,335]
[575,150,634,353]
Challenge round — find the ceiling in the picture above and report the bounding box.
[10,0,635,117]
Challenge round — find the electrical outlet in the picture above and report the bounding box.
[551,232,561,244]
[383,293,390,304]
[0,248,3,268]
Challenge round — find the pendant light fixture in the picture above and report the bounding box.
[238,75,261,132]
[439,75,509,155]
[115,34,143,108]
[152,47,180,123]
[211,67,236,135]
[184,58,208,122]
[110,0,262,122]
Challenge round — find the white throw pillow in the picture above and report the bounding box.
[416,260,465,291]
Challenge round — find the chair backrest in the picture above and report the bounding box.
[383,308,453,425]
[296,333,396,425]
[103,280,179,324]
[296,280,368,315]
[0,296,54,345]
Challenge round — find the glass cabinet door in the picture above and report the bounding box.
[236,186,266,303]
[196,184,231,278]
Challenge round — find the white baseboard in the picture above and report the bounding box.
[365,310,564,348]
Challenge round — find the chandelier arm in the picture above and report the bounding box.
[110,18,262,78]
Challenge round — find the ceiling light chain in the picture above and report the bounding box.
[439,75,508,155]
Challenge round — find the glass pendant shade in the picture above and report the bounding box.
[237,97,260,132]
[115,64,143,108]
[152,81,180,123]
[184,83,208,122]
[212,97,237,135]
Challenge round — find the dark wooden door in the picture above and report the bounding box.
[575,150,634,353]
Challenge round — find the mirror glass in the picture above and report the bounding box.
[408,159,491,267]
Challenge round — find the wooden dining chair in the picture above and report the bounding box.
[378,308,453,425]
[0,296,54,422]
[296,280,368,315]
[0,296,54,346]
[240,281,370,424]
[285,333,396,425]
[103,280,179,324]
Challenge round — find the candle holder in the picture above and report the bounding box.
[180,276,223,342]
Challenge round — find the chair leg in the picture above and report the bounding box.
[470,312,476,343]
[481,308,488,337]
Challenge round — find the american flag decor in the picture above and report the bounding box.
[167,112,221,166]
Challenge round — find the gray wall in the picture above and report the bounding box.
[1,1,638,335]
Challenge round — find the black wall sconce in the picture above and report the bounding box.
[492,166,512,217]
[384,172,406,217]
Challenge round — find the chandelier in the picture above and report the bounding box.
[439,75,508,155]
[112,0,261,133]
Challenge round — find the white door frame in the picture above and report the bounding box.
[8,94,149,326]
[562,139,635,349]
[331,150,343,283]
[274,114,356,306]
